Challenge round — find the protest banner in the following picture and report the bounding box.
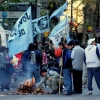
[8,6,33,56]
[49,17,69,47]
[32,15,50,37]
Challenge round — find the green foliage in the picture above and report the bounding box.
[0,0,6,3]
[8,0,37,3]
[0,3,9,11]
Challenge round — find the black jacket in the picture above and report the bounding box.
[62,47,72,69]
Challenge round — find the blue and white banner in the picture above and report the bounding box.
[66,34,71,43]
[8,6,33,56]
[49,17,69,47]
[50,2,68,19]
[32,15,50,37]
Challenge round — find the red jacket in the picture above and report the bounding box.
[54,48,62,57]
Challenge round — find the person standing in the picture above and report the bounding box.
[58,41,74,95]
[61,41,74,95]
[85,38,100,95]
[71,40,84,94]
[0,46,13,91]
[23,43,41,84]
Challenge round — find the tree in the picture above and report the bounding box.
[81,0,98,45]
[0,0,6,3]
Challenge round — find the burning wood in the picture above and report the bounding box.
[24,78,35,87]
[12,78,49,95]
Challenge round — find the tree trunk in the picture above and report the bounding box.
[82,6,87,45]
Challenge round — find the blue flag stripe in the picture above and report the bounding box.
[50,2,68,19]
[8,6,33,56]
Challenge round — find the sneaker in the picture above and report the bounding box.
[3,89,8,92]
[64,92,72,95]
[82,85,85,88]
[82,85,87,88]
[50,90,57,94]
[88,91,92,95]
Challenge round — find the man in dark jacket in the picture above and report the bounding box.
[58,41,74,95]
[22,43,41,84]
[0,46,13,91]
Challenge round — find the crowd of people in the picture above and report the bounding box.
[0,37,100,95]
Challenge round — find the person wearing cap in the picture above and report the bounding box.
[84,38,100,95]
[71,40,84,94]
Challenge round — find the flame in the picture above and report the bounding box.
[24,78,35,87]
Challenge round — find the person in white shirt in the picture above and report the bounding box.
[84,38,100,95]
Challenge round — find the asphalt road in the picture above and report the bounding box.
[0,79,100,100]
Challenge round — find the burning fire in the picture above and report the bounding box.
[12,78,50,95]
[24,78,35,87]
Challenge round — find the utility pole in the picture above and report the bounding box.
[95,1,100,42]
[70,0,77,40]
[96,1,99,28]
[30,0,37,20]
[70,0,73,32]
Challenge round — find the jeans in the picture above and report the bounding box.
[87,67,100,91]
[0,68,11,90]
[63,69,73,93]
[26,62,40,84]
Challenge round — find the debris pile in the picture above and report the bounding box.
[12,78,49,95]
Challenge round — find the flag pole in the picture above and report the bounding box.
[58,58,63,94]
[58,1,68,95]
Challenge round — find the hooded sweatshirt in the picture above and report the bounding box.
[85,45,100,68]
[97,43,100,54]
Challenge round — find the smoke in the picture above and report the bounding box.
[25,61,40,84]
[11,64,24,86]
[11,56,41,88]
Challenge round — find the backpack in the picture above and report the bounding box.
[49,67,60,74]
[29,51,36,64]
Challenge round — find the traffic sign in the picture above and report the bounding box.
[0,11,24,18]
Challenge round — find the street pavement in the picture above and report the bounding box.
[0,79,100,100]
